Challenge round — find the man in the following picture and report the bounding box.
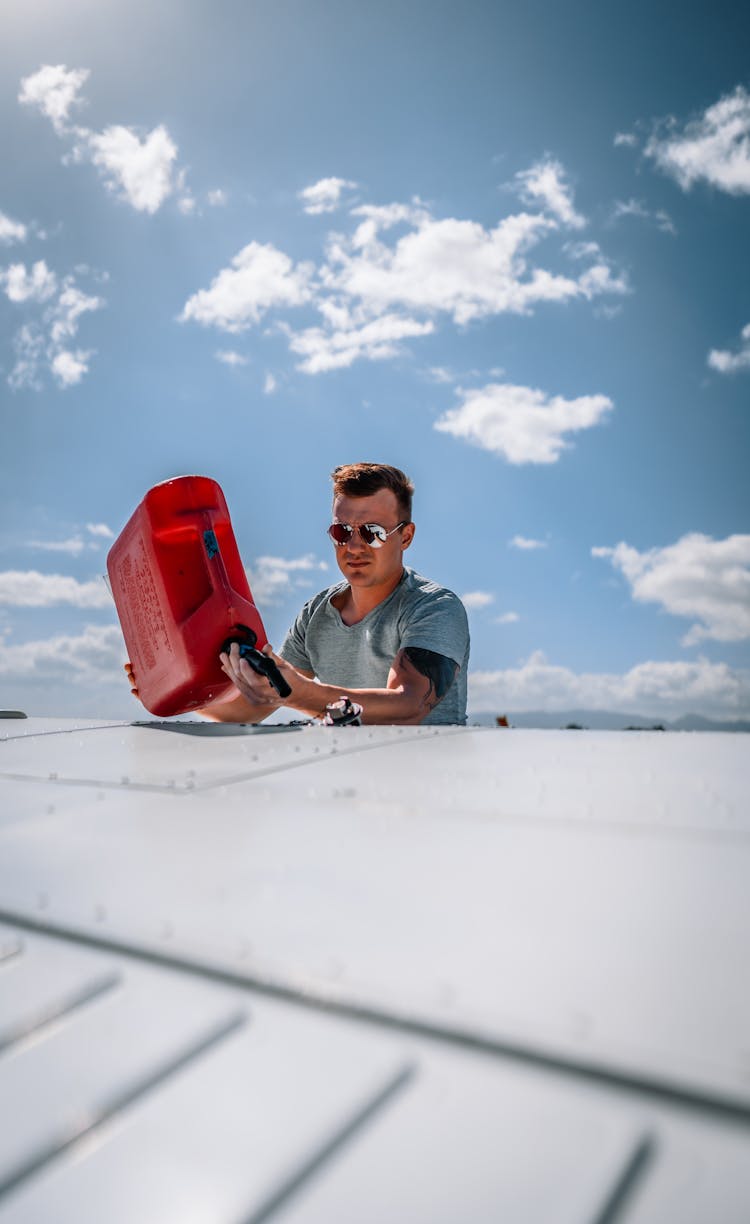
[210,464,469,726]
[127,464,469,724]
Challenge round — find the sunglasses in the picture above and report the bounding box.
[327,521,408,549]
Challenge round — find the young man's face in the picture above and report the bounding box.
[331,488,415,590]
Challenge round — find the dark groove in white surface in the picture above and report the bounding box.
[589,1132,657,1224]
[243,1063,416,1224]
[0,972,121,1056]
[195,726,462,792]
[0,723,130,744]
[0,1008,247,1202]
[0,940,23,967]
[2,910,749,1127]
[0,726,464,795]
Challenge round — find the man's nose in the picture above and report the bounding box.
[344,527,368,553]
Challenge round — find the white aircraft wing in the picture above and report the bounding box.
[0,717,748,1221]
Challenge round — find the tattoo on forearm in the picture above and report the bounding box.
[403,647,458,711]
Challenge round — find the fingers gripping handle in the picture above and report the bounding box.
[239,645,293,699]
[222,628,292,699]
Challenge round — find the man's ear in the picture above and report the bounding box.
[402,522,415,550]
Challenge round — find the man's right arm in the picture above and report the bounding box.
[195,689,274,723]
[198,651,316,723]
[125,659,312,724]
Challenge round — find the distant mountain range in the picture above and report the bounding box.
[469,709,750,733]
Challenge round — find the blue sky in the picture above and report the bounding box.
[1,0,748,721]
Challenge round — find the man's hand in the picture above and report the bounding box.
[124,662,138,698]
[219,642,312,716]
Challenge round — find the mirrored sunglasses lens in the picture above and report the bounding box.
[361,524,386,546]
[328,524,350,545]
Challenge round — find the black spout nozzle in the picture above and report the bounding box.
[222,626,292,699]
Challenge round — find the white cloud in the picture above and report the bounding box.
[333,205,627,326]
[0,621,137,717]
[594,303,624,322]
[87,124,178,213]
[287,311,434,373]
[614,132,638,149]
[577,263,629,297]
[0,623,123,684]
[18,64,90,132]
[509,535,547,550]
[325,211,614,325]
[708,322,750,374]
[461,591,495,610]
[513,157,586,229]
[208,189,227,207]
[8,324,45,391]
[28,537,86,556]
[435,382,613,464]
[182,190,626,374]
[348,201,430,248]
[300,176,357,214]
[51,348,92,387]
[180,242,314,332]
[495,611,520,624]
[0,571,111,608]
[50,285,104,343]
[246,554,328,607]
[0,211,27,245]
[593,533,750,645]
[644,86,750,194]
[4,270,104,391]
[19,65,184,215]
[610,198,676,235]
[610,198,647,222]
[263,372,277,393]
[564,240,601,260]
[468,650,750,721]
[25,524,113,554]
[216,349,248,366]
[0,260,57,302]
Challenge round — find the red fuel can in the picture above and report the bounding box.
[107,475,267,717]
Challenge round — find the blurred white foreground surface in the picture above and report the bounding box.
[0,718,748,1222]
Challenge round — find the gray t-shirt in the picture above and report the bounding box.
[279,567,470,725]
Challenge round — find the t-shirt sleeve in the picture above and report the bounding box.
[278,603,314,672]
[399,590,470,672]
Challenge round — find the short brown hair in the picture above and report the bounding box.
[331,463,414,520]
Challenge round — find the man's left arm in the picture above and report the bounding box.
[389,647,459,721]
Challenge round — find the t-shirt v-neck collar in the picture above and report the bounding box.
[329,568,407,629]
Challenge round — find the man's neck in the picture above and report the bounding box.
[336,566,405,625]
